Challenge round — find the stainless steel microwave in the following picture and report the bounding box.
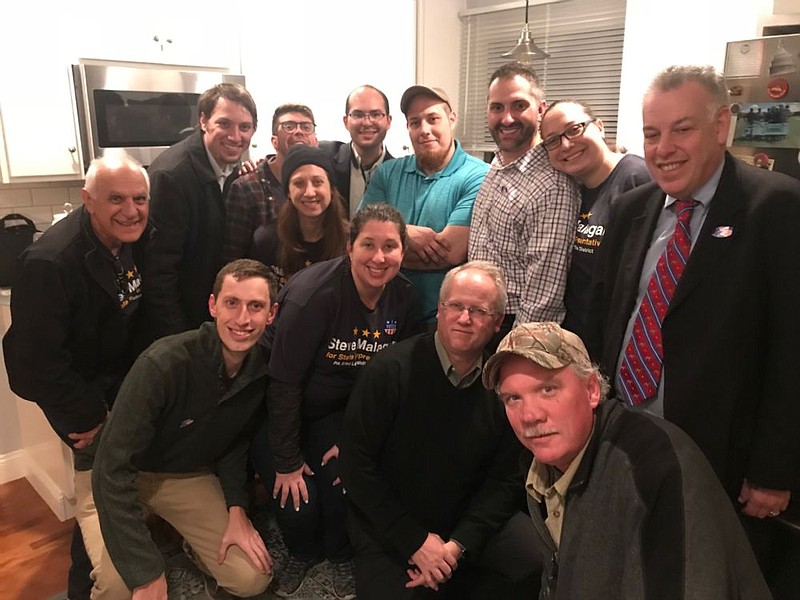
[71,61,246,169]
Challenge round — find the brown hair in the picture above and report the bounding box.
[212,259,277,301]
[541,99,597,123]
[277,188,348,277]
[489,62,544,104]
[349,203,407,248]
[271,103,315,134]
[198,84,258,130]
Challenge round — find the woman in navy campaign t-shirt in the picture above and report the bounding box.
[540,100,651,340]
[256,203,422,598]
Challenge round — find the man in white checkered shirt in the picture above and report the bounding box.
[468,62,579,350]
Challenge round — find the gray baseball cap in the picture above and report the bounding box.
[400,85,452,115]
[483,322,592,389]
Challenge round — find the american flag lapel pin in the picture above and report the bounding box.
[712,226,734,238]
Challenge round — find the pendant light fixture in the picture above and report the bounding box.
[501,0,550,63]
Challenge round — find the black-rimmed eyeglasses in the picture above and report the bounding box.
[542,119,596,151]
[277,121,316,134]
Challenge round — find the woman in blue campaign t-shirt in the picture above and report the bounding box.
[255,203,422,596]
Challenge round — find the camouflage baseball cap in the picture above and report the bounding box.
[482,322,591,389]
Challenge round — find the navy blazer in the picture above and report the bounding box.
[320,140,394,212]
[589,152,800,497]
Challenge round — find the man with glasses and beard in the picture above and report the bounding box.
[468,62,579,350]
[360,85,489,325]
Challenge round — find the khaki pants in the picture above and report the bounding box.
[75,470,271,599]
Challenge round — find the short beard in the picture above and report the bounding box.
[416,142,453,174]
[490,122,536,155]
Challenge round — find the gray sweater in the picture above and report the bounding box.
[530,400,770,599]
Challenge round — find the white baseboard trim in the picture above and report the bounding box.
[0,449,26,484]
[23,455,75,522]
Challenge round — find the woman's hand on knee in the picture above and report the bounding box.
[273,464,314,511]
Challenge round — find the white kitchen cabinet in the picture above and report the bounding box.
[0,10,84,182]
[72,3,240,71]
[0,63,83,182]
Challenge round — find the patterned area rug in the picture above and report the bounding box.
[164,500,339,599]
[48,500,340,600]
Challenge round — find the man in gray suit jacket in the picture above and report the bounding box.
[589,65,800,586]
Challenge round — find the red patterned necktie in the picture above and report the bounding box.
[617,200,698,405]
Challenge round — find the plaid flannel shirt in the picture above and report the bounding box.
[223,158,285,263]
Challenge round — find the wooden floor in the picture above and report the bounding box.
[0,478,72,600]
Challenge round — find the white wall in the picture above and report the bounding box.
[616,0,774,155]
[240,0,417,158]
[773,0,799,14]
[416,0,468,118]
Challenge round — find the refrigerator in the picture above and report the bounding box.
[724,33,800,180]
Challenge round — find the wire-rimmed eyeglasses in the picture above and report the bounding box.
[347,111,387,122]
[440,301,496,320]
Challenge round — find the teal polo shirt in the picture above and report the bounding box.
[360,141,489,321]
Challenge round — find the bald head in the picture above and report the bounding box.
[81,153,149,254]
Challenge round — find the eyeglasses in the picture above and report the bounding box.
[541,119,596,151]
[440,301,496,320]
[277,121,316,134]
[347,111,387,122]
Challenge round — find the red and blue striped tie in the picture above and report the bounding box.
[617,200,698,405]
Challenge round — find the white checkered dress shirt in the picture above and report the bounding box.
[468,144,580,324]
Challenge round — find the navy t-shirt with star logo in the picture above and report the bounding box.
[266,256,422,420]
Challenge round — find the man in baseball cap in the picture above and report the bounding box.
[399,85,452,115]
[486,322,769,599]
[359,84,489,325]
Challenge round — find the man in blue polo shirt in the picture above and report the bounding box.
[360,85,489,323]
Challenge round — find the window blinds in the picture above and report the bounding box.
[458,0,627,155]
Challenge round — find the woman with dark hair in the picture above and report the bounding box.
[254,203,422,599]
[251,144,348,284]
[540,99,651,339]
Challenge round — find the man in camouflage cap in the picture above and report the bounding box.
[485,322,769,599]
